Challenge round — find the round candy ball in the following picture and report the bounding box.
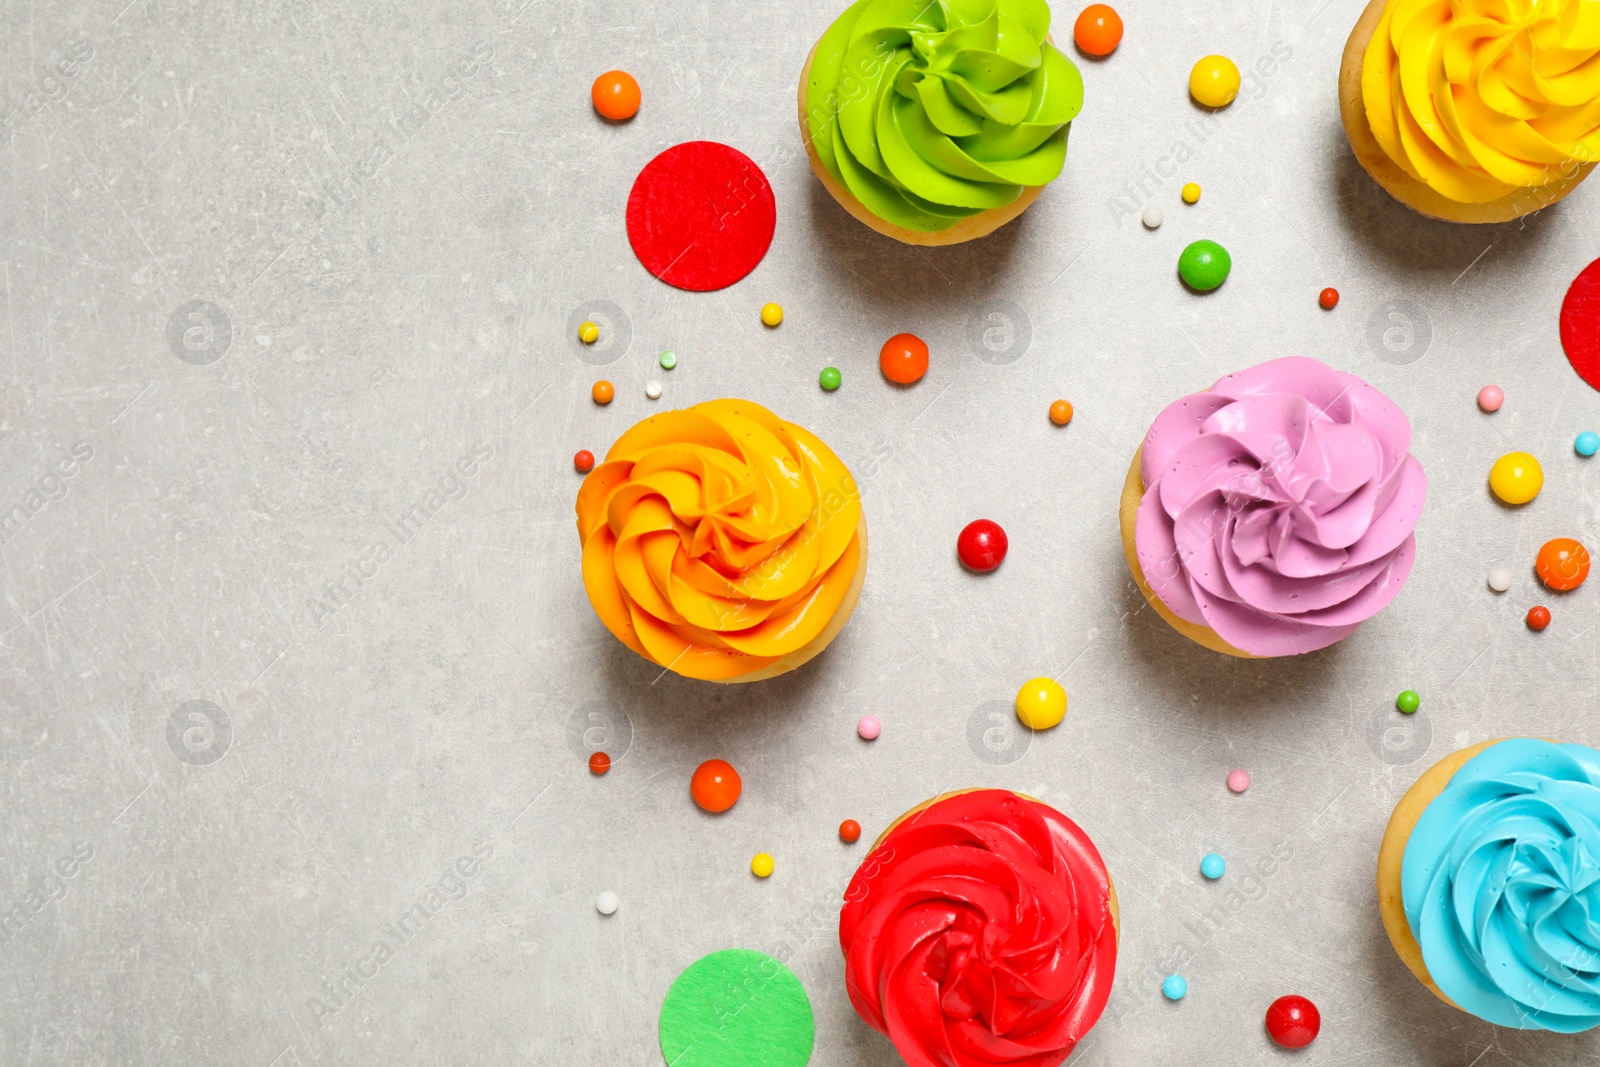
[1577,430,1599,457]
[1488,451,1543,505]
[1015,677,1067,730]
[591,70,641,120]
[1049,399,1074,426]
[690,759,742,813]
[1487,567,1512,592]
[856,715,881,741]
[1536,537,1591,591]
[588,751,611,775]
[839,819,861,844]
[957,519,1008,572]
[574,449,596,473]
[591,380,615,405]
[1265,994,1321,1049]
[645,380,663,400]
[1073,4,1123,56]
[1189,55,1241,108]
[1318,287,1340,310]
[1396,690,1421,715]
[659,350,678,370]
[1141,204,1164,229]
[1181,181,1201,204]
[595,890,620,915]
[760,302,783,327]
[1528,605,1552,631]
[1178,239,1232,291]
[819,366,842,392]
[1162,975,1188,1001]
[1477,385,1504,412]
[579,321,600,344]
[750,852,775,878]
[1199,853,1225,880]
[879,333,929,385]
[1226,769,1250,793]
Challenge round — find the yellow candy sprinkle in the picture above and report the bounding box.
[1182,182,1202,204]
[578,321,600,344]
[1015,677,1067,730]
[1189,55,1241,109]
[760,302,784,327]
[1489,451,1543,505]
[750,852,775,878]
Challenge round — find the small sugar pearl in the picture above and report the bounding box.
[1200,853,1226,879]
[659,350,678,370]
[1487,567,1512,593]
[1577,431,1599,457]
[1141,204,1164,229]
[645,380,663,400]
[857,715,881,741]
[1162,975,1188,1001]
[1226,769,1250,793]
[595,890,619,915]
[1477,385,1504,412]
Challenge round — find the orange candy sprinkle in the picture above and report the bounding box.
[591,70,641,121]
[1536,538,1591,591]
[1049,399,1074,426]
[591,380,615,405]
[1073,4,1124,57]
[690,758,742,812]
[839,819,861,843]
[879,333,929,385]
[588,751,611,775]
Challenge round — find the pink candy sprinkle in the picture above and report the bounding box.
[1226,769,1250,793]
[857,716,881,741]
[1477,385,1504,413]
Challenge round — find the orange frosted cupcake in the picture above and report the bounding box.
[575,399,866,682]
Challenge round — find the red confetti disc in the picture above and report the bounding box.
[626,141,775,292]
[1561,256,1600,391]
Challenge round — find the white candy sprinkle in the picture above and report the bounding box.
[1487,567,1512,593]
[645,381,663,400]
[1141,205,1164,229]
[595,890,619,916]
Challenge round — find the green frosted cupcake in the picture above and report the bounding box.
[799,0,1084,245]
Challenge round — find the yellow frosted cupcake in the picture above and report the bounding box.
[1340,0,1600,223]
[575,399,865,683]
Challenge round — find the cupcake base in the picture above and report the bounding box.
[870,790,1120,934]
[1375,739,1503,1012]
[1119,449,1260,659]
[798,41,1047,246]
[712,515,868,684]
[1339,0,1593,224]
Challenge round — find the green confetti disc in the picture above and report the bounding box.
[658,949,813,1067]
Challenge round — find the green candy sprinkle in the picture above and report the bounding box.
[1178,239,1232,292]
[1396,690,1420,715]
[659,350,677,370]
[819,366,842,391]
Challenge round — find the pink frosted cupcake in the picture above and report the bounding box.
[1118,356,1426,657]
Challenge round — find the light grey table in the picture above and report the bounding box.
[4,0,1598,1064]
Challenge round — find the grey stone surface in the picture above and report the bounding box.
[3,0,1599,1064]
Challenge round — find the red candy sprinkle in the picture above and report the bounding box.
[957,519,1008,572]
[588,751,611,775]
[1319,287,1339,310]
[839,819,861,843]
[1528,605,1552,631]
[1561,256,1600,392]
[1265,995,1321,1049]
[626,142,775,292]
[574,449,595,473]
[690,758,742,812]
[879,333,929,385]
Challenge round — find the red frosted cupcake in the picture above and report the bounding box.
[839,789,1118,1067]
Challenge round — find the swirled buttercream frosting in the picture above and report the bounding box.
[1133,356,1426,657]
[839,790,1116,1067]
[1362,0,1600,203]
[1403,739,1600,1032]
[804,0,1084,231]
[575,399,862,681]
